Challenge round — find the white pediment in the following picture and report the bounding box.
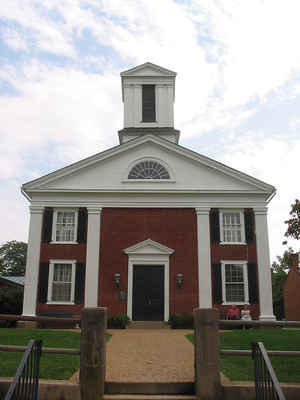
[22,135,275,201]
[124,239,174,255]
[120,62,176,77]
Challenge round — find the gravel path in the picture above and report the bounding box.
[106,329,194,382]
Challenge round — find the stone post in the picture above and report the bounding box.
[194,308,221,400]
[80,308,107,400]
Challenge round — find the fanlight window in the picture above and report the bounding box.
[128,160,170,179]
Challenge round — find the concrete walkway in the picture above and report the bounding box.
[106,329,194,382]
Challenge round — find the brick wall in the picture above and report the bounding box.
[99,208,199,316]
[211,217,259,319]
[284,253,300,321]
[35,207,260,319]
[36,243,87,316]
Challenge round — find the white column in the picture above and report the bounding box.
[22,206,44,316]
[254,207,276,321]
[85,207,102,307]
[134,84,142,126]
[196,207,212,308]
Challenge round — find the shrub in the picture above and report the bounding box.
[107,313,130,329]
[168,314,193,329]
[0,286,23,327]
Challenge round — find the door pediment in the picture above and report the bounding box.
[124,239,174,255]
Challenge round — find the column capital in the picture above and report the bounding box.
[87,207,102,215]
[195,207,211,215]
[29,205,44,214]
[253,206,268,216]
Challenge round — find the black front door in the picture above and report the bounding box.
[132,265,164,321]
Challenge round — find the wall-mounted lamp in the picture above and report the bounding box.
[176,273,184,288]
[114,273,121,287]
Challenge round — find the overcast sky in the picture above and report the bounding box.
[0,0,299,262]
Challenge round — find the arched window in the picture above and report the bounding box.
[128,160,170,179]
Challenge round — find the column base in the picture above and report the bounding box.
[17,321,38,329]
[259,315,276,321]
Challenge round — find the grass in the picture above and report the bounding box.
[0,329,111,380]
[186,329,300,383]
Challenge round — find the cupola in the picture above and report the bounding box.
[118,62,180,144]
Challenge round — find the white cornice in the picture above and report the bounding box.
[25,188,271,194]
[120,62,177,77]
[29,199,267,208]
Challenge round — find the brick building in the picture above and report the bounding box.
[284,253,300,321]
[21,63,276,321]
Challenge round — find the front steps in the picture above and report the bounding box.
[104,395,196,400]
[128,321,170,329]
[105,383,194,394]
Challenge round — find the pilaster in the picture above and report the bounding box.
[195,207,212,308]
[254,207,276,321]
[22,205,44,316]
[85,207,102,307]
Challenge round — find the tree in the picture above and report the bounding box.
[271,248,294,320]
[285,199,300,240]
[0,241,27,276]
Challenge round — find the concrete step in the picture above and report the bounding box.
[104,395,196,400]
[128,321,170,330]
[105,382,194,394]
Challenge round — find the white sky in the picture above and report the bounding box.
[0,0,299,261]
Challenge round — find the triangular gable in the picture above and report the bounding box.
[124,239,174,255]
[120,62,177,77]
[22,135,275,195]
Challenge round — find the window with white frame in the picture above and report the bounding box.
[221,261,248,304]
[220,210,245,244]
[47,260,76,303]
[52,209,78,243]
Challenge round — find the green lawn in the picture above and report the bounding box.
[186,329,300,383]
[0,329,111,380]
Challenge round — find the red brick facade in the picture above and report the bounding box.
[211,239,260,319]
[36,207,260,319]
[36,243,87,315]
[99,208,199,315]
[284,254,300,321]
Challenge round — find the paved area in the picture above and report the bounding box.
[105,329,194,382]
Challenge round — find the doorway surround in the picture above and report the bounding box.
[124,238,174,322]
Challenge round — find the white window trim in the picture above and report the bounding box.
[219,209,246,245]
[221,260,249,305]
[51,209,78,244]
[47,259,76,305]
[123,156,175,182]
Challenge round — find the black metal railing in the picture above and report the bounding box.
[252,342,285,400]
[4,339,42,400]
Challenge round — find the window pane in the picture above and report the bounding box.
[222,212,242,242]
[225,264,244,282]
[52,264,72,302]
[225,263,245,302]
[52,283,71,302]
[55,211,76,241]
[128,161,170,179]
[142,85,155,122]
[226,283,245,302]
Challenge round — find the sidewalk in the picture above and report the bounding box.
[106,329,194,382]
